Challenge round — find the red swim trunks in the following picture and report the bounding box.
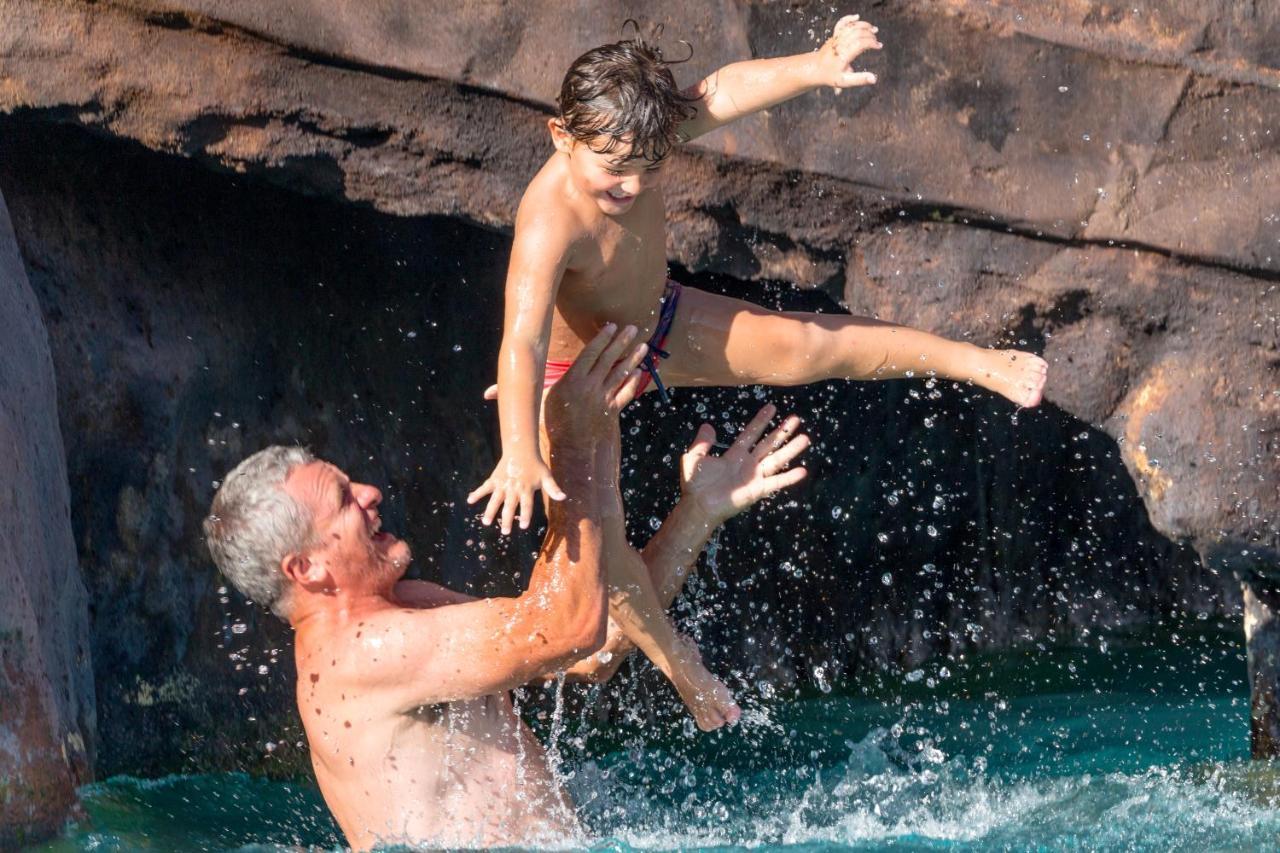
[543,280,682,403]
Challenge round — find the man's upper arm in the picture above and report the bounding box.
[393,579,476,608]
[354,596,578,712]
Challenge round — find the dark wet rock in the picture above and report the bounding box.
[0,0,1275,773]
[0,189,94,845]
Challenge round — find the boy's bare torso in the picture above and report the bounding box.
[536,153,671,362]
[293,592,577,850]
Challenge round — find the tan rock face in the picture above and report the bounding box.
[0,189,94,847]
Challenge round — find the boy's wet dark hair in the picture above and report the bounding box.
[557,23,698,163]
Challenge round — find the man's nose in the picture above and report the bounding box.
[353,483,382,508]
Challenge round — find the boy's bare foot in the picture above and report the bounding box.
[968,348,1048,408]
[667,637,741,731]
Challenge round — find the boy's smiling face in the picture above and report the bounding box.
[549,119,665,215]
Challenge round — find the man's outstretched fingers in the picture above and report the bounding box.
[686,423,717,461]
[587,325,638,381]
[753,414,803,461]
[761,433,811,476]
[569,323,618,377]
[602,342,648,399]
[609,368,645,411]
[763,465,808,496]
[731,404,778,455]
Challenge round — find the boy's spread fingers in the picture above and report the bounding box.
[500,497,517,536]
[543,475,566,502]
[518,493,533,530]
[481,489,503,526]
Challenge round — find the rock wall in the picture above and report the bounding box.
[0,0,1274,803]
[0,188,94,845]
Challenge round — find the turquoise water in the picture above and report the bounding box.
[41,625,1280,851]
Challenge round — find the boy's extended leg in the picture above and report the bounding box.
[659,287,1047,404]
[540,405,739,730]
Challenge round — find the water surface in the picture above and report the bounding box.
[42,625,1278,851]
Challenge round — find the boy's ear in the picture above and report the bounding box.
[548,118,572,154]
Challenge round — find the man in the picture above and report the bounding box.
[203,326,809,850]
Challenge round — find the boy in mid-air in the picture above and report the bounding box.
[468,16,1048,730]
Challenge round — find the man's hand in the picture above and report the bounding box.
[680,403,810,526]
[544,323,647,443]
[817,14,882,93]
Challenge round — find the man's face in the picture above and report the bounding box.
[556,129,666,216]
[283,460,411,589]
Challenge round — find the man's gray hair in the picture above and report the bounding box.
[203,445,317,619]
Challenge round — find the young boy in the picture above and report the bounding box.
[468,16,1047,730]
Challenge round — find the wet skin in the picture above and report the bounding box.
[280,328,645,849]
[275,397,810,847]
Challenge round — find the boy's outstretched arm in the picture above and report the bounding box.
[679,15,882,142]
[467,204,576,534]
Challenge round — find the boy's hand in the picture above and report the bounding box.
[818,14,882,93]
[680,403,810,526]
[467,325,646,535]
[469,453,563,535]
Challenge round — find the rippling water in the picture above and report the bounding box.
[40,624,1280,851]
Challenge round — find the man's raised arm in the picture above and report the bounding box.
[357,325,647,711]
[562,403,810,683]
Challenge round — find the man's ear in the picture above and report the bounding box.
[281,551,330,593]
[548,118,572,154]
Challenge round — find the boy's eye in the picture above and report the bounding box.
[605,169,624,176]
